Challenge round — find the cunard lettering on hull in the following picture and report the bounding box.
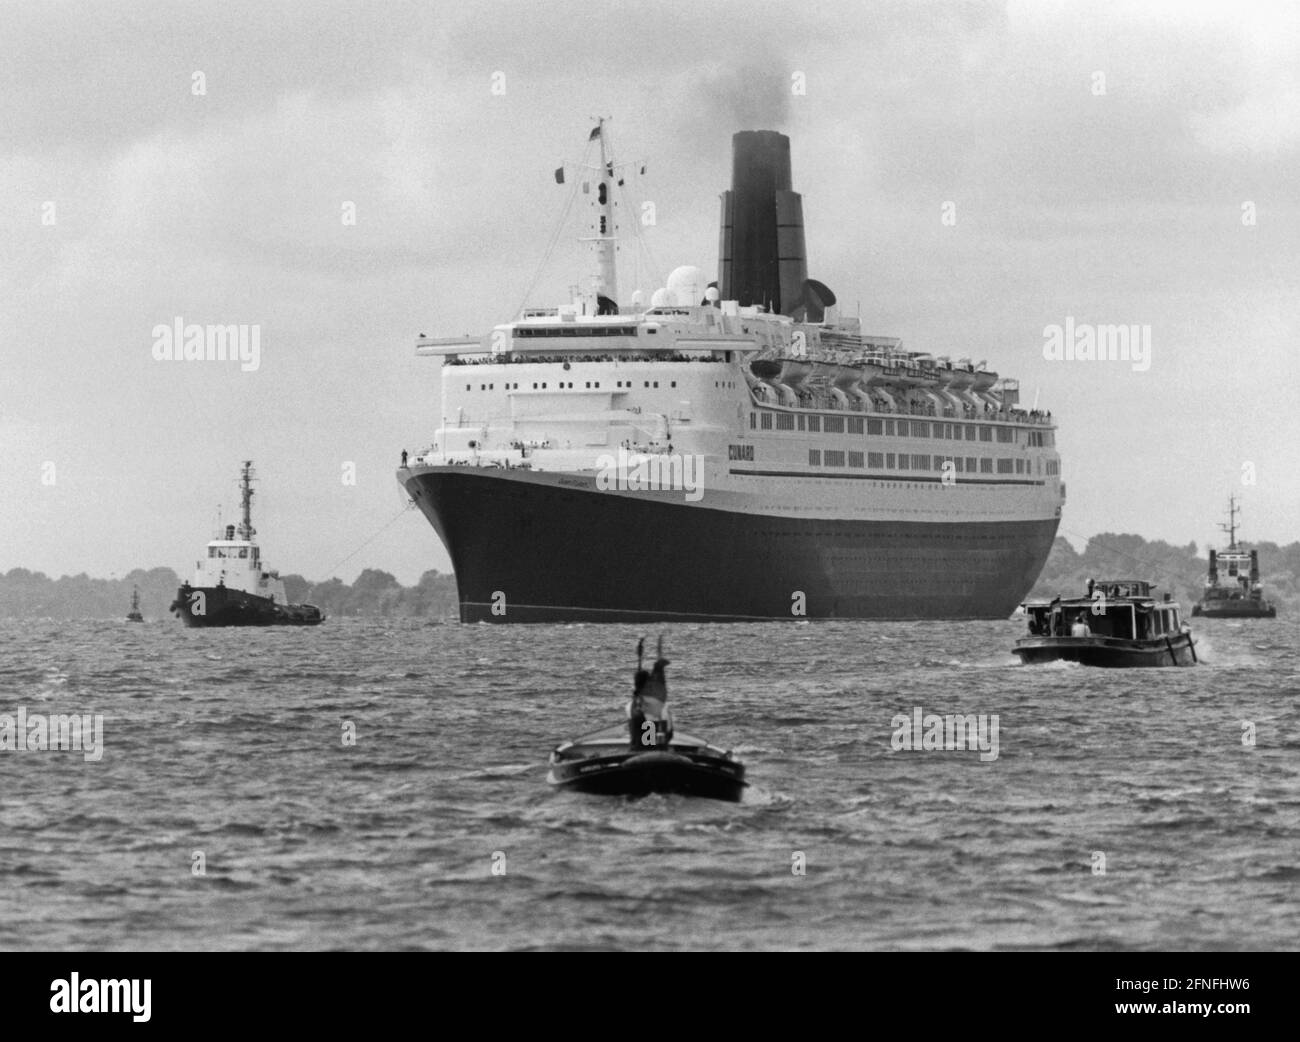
[397,123,1066,623]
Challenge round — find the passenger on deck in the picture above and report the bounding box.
[629,637,673,749]
[1070,617,1091,637]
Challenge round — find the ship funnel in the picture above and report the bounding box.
[1250,549,1259,582]
[718,131,835,321]
[1208,548,1217,582]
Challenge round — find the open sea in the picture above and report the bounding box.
[0,616,1296,951]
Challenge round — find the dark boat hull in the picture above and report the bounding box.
[1014,633,1197,667]
[549,749,746,801]
[170,585,324,627]
[403,466,1059,623]
[1192,601,1276,618]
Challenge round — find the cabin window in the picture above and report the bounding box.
[886,453,896,468]
[980,458,993,473]
[912,421,929,438]
[997,427,1013,443]
[848,417,864,434]
[797,415,806,431]
[466,384,471,391]
[824,416,845,433]
[760,413,773,430]
[867,452,883,468]
[966,457,977,473]
[239,548,248,558]
[1015,459,1025,474]
[997,459,1014,473]
[209,548,218,558]
[824,450,846,467]
[954,457,965,472]
[965,425,976,440]
[850,451,865,467]
[776,413,795,430]
[670,381,676,388]
[750,413,756,429]
[912,454,930,470]
[808,449,821,466]
[867,419,883,435]
[979,426,992,441]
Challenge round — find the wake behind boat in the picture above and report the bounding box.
[548,639,747,801]
[1015,579,1197,667]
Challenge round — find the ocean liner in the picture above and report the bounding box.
[171,462,324,627]
[1192,497,1277,618]
[398,123,1065,623]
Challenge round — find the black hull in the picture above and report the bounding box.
[170,585,324,627]
[549,749,747,802]
[1014,633,1198,667]
[1192,602,1276,619]
[403,467,1059,623]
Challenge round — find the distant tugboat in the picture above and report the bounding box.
[125,585,144,623]
[170,461,324,627]
[1015,579,1197,667]
[1192,498,1277,618]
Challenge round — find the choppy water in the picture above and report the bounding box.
[0,616,1296,951]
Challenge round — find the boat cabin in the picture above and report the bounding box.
[1023,579,1184,641]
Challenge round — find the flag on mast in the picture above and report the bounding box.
[589,124,602,141]
[554,166,565,184]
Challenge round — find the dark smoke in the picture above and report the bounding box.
[694,54,792,134]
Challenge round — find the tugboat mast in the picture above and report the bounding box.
[1218,496,1239,550]
[237,460,256,541]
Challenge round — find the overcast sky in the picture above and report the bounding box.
[2,0,1297,584]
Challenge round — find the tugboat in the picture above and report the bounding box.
[548,639,747,801]
[125,585,144,622]
[1192,497,1277,618]
[1015,579,1197,667]
[169,462,325,627]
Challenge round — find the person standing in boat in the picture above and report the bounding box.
[629,637,673,748]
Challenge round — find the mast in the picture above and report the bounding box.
[1218,496,1239,549]
[586,118,618,312]
[238,460,256,541]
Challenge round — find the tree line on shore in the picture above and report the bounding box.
[2,533,1296,619]
[1027,533,1300,613]
[0,567,459,620]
